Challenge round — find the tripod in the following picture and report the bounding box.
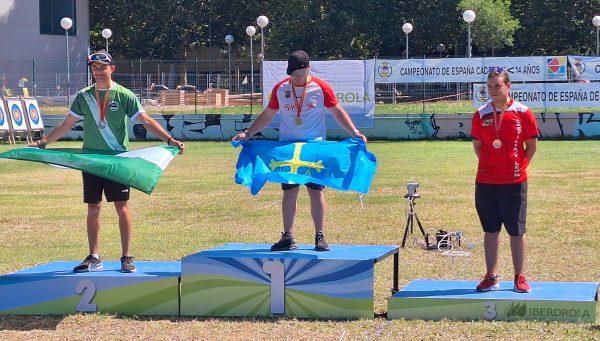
[401,193,428,248]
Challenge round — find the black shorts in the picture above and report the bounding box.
[82,172,130,203]
[281,182,325,191]
[475,182,527,236]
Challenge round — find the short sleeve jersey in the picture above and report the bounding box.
[471,98,539,184]
[69,82,144,151]
[267,76,338,141]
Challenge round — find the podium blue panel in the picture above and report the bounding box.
[388,280,599,323]
[0,261,180,315]
[181,243,398,319]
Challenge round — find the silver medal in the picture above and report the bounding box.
[98,120,107,129]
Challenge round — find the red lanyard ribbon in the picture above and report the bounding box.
[290,79,306,119]
[94,85,111,123]
[491,102,507,138]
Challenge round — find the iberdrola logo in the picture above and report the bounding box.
[505,302,527,317]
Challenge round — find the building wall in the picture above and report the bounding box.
[0,0,89,95]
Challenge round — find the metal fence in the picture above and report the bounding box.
[1,58,484,106]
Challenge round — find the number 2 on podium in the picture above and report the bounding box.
[75,279,98,312]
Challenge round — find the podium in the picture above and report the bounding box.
[180,243,399,319]
[0,261,180,315]
[388,279,599,323]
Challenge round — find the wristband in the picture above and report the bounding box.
[167,137,173,145]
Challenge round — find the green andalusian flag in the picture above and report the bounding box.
[0,145,180,194]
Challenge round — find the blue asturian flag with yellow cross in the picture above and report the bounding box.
[232,138,377,195]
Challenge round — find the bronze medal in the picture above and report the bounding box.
[492,138,502,149]
[295,117,303,125]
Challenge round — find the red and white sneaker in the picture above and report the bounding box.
[476,273,500,291]
[513,274,531,293]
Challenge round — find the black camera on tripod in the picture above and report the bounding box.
[404,182,420,199]
[401,182,427,247]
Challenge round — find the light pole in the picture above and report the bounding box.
[402,23,413,59]
[101,28,112,53]
[246,25,256,115]
[436,43,445,58]
[257,16,269,60]
[593,16,600,56]
[60,17,72,105]
[463,10,476,58]
[225,34,234,93]
[257,16,269,103]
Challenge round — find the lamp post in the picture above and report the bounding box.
[60,17,72,105]
[436,43,445,58]
[402,23,413,59]
[225,34,234,93]
[246,25,256,115]
[101,28,112,53]
[257,15,269,104]
[463,10,476,58]
[256,16,269,60]
[593,16,600,56]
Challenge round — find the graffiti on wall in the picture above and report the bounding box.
[42,112,600,141]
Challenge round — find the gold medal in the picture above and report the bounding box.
[295,117,303,125]
[492,138,502,149]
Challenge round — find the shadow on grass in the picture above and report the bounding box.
[0,315,63,331]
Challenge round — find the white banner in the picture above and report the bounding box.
[263,60,375,128]
[376,56,568,83]
[472,82,600,108]
[568,55,600,80]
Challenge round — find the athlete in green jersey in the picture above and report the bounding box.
[31,51,185,273]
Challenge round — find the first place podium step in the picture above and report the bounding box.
[180,243,399,319]
[0,261,180,315]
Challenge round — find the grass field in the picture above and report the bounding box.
[0,140,599,339]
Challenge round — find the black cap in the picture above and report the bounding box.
[286,50,310,75]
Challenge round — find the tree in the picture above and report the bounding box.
[458,0,520,56]
[511,0,599,55]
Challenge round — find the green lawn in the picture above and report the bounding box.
[0,141,599,339]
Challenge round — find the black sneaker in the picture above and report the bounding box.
[271,232,298,251]
[314,232,330,251]
[73,255,103,273]
[120,256,136,273]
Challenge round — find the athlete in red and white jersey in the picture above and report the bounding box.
[233,50,367,252]
[471,68,538,294]
[267,75,337,141]
[472,97,538,184]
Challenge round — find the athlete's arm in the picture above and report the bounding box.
[28,114,79,148]
[137,112,185,154]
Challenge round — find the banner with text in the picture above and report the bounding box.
[376,56,567,83]
[263,60,375,128]
[568,55,600,80]
[472,82,600,108]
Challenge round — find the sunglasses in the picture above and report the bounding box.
[87,53,113,65]
[488,66,504,74]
